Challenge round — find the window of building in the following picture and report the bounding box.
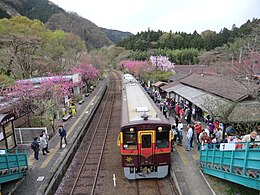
[4,122,13,137]
[6,135,15,149]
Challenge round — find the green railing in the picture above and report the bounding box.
[199,141,260,190]
[0,149,28,184]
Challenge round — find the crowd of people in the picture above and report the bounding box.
[171,114,260,152]
[146,87,260,152]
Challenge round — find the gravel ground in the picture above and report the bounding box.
[205,174,259,195]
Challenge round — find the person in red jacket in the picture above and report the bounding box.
[194,122,202,142]
[175,103,180,117]
[200,131,212,150]
[179,108,185,119]
[214,120,220,130]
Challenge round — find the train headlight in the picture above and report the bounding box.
[158,127,162,132]
[130,128,134,132]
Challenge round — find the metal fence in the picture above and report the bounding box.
[14,127,48,144]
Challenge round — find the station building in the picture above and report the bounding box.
[160,72,260,131]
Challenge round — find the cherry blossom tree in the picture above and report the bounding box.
[120,60,152,76]
[3,76,74,129]
[150,55,175,72]
[120,56,175,82]
[70,62,99,93]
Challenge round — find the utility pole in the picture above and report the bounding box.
[155,56,158,75]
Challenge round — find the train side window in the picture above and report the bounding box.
[123,128,137,150]
[156,127,169,148]
[142,135,151,148]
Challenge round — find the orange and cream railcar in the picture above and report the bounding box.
[118,74,172,179]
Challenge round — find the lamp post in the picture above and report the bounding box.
[155,56,158,76]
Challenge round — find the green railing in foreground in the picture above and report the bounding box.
[199,141,260,190]
[0,149,28,184]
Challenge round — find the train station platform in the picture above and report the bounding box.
[1,80,107,195]
[169,117,216,195]
[1,77,215,195]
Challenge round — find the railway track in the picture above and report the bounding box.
[55,71,180,195]
[135,177,179,195]
[55,71,121,195]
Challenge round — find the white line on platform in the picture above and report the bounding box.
[199,170,216,195]
[113,174,116,186]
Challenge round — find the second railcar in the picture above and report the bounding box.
[118,74,172,179]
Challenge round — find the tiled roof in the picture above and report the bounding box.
[153,81,167,87]
[161,73,191,91]
[173,65,217,75]
[168,73,191,82]
[179,74,259,102]
[161,81,180,91]
[228,100,260,122]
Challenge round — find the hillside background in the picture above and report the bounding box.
[0,0,133,49]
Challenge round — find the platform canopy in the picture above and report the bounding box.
[166,83,260,123]
[0,113,15,126]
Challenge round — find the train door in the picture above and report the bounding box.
[138,131,155,164]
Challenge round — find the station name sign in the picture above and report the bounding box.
[1,116,15,125]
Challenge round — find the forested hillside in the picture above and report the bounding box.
[101,28,133,44]
[117,18,259,51]
[116,18,260,65]
[45,12,113,49]
[0,0,132,49]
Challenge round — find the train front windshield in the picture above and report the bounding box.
[142,135,152,148]
[156,126,170,148]
[123,128,137,150]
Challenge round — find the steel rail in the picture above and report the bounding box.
[69,71,117,195]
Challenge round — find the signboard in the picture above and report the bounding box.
[219,143,236,151]
[72,73,81,83]
[0,150,6,155]
[0,132,3,141]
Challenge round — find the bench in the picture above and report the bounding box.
[62,113,71,121]
[79,99,84,104]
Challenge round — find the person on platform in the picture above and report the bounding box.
[70,103,76,116]
[194,122,202,143]
[190,124,195,148]
[39,133,48,155]
[199,131,212,150]
[32,137,40,160]
[177,121,183,146]
[42,130,50,153]
[242,130,260,148]
[59,125,68,148]
[185,124,193,151]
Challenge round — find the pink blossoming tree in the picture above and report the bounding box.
[150,55,175,72]
[3,76,75,129]
[70,62,100,93]
[120,60,152,76]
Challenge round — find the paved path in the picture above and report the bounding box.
[1,81,106,195]
[169,116,215,195]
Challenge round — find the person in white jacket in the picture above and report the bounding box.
[242,130,260,148]
[177,121,184,146]
[40,133,48,155]
[42,130,50,153]
[186,124,193,151]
